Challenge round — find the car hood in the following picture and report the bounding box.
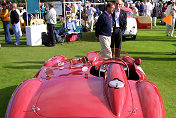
[35,76,114,117]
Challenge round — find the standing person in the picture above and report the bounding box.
[86,5,96,31]
[0,3,12,44]
[10,3,21,45]
[166,0,176,37]
[14,4,23,37]
[46,2,57,47]
[139,2,145,16]
[95,2,115,59]
[132,4,139,17]
[94,5,101,23]
[161,2,167,25]
[144,0,153,17]
[135,2,140,10]
[40,3,45,19]
[23,3,31,26]
[152,3,160,26]
[71,3,78,19]
[111,0,127,58]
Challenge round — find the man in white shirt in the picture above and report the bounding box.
[111,0,127,58]
[144,0,153,17]
[166,0,176,37]
[46,2,57,46]
[86,5,96,31]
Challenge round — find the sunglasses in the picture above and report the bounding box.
[116,3,122,5]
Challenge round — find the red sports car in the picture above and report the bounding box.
[6,52,165,118]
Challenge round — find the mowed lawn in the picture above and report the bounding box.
[0,21,176,117]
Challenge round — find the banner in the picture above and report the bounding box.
[27,0,40,14]
[53,1,62,15]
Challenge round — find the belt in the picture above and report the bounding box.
[115,27,120,29]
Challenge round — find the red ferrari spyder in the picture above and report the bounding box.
[6,52,165,118]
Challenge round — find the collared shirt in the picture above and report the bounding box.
[105,10,112,25]
[105,10,111,17]
[115,9,120,27]
[46,8,57,24]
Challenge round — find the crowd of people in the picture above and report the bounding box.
[0,0,176,48]
[126,0,176,29]
[64,0,176,36]
[95,0,176,58]
[0,2,56,46]
[0,2,25,45]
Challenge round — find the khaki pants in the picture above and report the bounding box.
[87,15,94,31]
[99,35,112,59]
[153,17,157,26]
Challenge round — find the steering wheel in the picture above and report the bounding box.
[98,58,129,78]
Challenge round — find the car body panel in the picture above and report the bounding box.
[137,81,165,118]
[6,52,165,118]
[121,7,137,39]
[35,77,114,117]
[123,18,137,36]
[6,79,42,118]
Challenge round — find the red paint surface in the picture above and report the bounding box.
[6,52,165,118]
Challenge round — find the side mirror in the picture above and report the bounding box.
[134,58,142,65]
[109,79,124,89]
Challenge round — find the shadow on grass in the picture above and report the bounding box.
[0,31,5,35]
[128,51,174,55]
[0,85,17,117]
[13,61,44,64]
[4,61,44,69]
[4,65,42,69]
[173,44,176,47]
[1,42,44,47]
[139,29,166,31]
[81,31,98,42]
[136,36,176,42]
[132,56,176,61]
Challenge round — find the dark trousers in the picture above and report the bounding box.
[111,28,122,49]
[47,24,56,46]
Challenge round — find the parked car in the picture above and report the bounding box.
[6,52,165,118]
[121,7,137,40]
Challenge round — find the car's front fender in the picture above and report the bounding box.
[137,81,165,118]
[6,79,42,118]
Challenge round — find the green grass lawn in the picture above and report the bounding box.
[0,22,176,118]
